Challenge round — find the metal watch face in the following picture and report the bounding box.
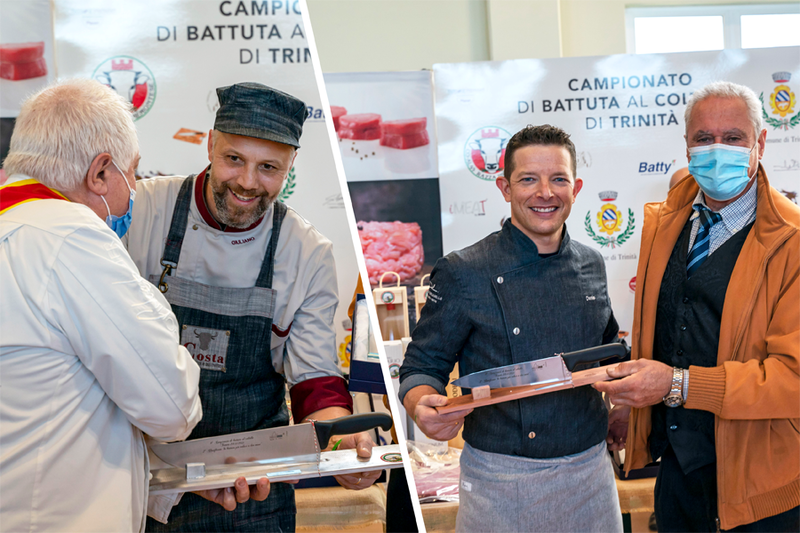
[664,394,684,408]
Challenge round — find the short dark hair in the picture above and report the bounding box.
[503,124,577,180]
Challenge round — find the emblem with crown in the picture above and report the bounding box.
[760,71,799,130]
[585,191,635,248]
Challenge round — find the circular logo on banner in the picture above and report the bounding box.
[389,363,400,378]
[380,453,403,463]
[381,291,395,304]
[93,56,156,121]
[464,126,511,181]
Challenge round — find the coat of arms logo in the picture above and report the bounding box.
[585,191,635,248]
[760,72,800,131]
[278,167,297,202]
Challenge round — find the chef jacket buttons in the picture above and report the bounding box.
[192,224,198,230]
[528,431,536,439]
[670,425,678,431]
[683,297,689,304]
[513,327,520,335]
[677,349,684,355]
[680,325,687,331]
[497,276,504,284]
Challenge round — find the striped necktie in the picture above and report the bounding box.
[687,206,722,278]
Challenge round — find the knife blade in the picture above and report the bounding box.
[451,343,627,390]
[150,412,394,468]
[149,444,404,495]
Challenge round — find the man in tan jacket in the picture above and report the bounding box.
[595,81,799,531]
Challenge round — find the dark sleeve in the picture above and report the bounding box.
[601,310,631,363]
[398,256,473,403]
[597,250,630,362]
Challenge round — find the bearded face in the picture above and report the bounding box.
[205,130,296,228]
[208,170,275,228]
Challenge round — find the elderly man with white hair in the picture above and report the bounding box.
[595,81,799,531]
[0,79,203,532]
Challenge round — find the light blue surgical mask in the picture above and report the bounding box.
[101,160,136,238]
[688,143,757,202]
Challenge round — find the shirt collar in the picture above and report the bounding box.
[194,166,265,233]
[503,219,570,257]
[690,177,758,234]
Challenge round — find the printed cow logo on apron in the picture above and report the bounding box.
[182,325,230,372]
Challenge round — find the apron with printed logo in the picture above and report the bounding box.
[145,176,295,532]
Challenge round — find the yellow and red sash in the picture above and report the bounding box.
[0,179,69,216]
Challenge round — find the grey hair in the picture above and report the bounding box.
[684,81,764,139]
[3,78,139,192]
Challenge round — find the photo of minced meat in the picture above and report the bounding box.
[358,221,424,285]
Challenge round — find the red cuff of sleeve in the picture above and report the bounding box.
[290,376,353,422]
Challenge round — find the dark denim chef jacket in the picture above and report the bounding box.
[399,220,620,459]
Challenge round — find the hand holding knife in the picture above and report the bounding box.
[437,343,627,414]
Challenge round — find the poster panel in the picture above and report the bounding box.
[434,48,800,340]
[52,0,359,360]
[0,0,56,179]
[323,70,443,445]
[323,71,443,328]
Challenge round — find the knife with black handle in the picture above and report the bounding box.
[561,342,628,372]
[313,412,393,448]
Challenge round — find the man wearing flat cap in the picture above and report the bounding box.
[124,83,379,531]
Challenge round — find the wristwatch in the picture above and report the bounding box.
[663,367,685,408]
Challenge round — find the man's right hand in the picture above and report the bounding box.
[413,393,473,441]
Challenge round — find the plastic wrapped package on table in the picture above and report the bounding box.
[421,501,458,533]
[296,485,386,532]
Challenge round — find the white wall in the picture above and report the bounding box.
[308,0,798,71]
[307,0,489,72]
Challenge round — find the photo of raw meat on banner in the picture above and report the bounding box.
[0,1,55,184]
[324,70,443,332]
[324,70,444,448]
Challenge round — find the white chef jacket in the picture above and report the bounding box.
[124,174,342,388]
[0,175,203,533]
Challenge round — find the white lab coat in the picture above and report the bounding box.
[0,175,203,532]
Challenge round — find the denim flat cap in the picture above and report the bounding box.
[214,82,306,148]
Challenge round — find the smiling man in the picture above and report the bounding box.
[399,124,625,532]
[595,81,799,532]
[123,83,379,532]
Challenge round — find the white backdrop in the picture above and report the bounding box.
[434,47,800,341]
[52,0,360,353]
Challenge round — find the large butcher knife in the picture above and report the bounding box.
[438,343,627,414]
[149,413,400,494]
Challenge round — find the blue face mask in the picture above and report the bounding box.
[688,143,756,202]
[101,161,136,238]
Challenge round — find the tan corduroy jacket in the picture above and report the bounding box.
[625,166,800,529]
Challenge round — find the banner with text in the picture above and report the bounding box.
[53,0,359,365]
[434,47,800,340]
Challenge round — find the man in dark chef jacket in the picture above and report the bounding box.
[124,83,380,532]
[399,124,625,532]
[595,81,800,532]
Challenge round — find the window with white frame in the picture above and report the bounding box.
[626,3,800,54]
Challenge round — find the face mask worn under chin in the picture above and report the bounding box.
[687,143,757,202]
[101,160,136,238]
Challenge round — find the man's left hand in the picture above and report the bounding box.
[330,431,381,490]
[593,360,674,408]
[606,405,631,451]
[193,476,270,511]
